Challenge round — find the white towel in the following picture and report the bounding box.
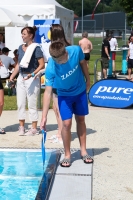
[20,43,38,68]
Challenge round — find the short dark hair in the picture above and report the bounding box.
[106,33,112,39]
[49,41,66,58]
[13,49,18,54]
[82,31,88,38]
[2,47,11,53]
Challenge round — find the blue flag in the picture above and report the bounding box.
[41,130,47,169]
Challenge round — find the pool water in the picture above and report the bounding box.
[0,150,52,200]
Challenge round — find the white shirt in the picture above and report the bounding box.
[129,42,133,59]
[0,54,15,78]
[0,42,5,50]
[40,42,51,62]
[109,38,117,51]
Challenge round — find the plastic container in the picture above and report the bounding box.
[116,44,118,50]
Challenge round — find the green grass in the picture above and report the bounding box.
[74,37,124,85]
[3,37,124,110]
[3,88,52,110]
[4,94,17,110]
[74,37,127,55]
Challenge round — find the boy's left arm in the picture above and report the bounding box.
[80,59,90,92]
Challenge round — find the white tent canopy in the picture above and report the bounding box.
[0,7,27,27]
[1,0,74,42]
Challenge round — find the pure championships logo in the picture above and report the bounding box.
[89,79,133,108]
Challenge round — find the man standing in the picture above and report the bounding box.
[109,35,118,76]
[79,31,93,70]
[127,35,133,80]
[40,41,93,167]
[101,34,112,79]
[0,47,15,79]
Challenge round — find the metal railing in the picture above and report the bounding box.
[94,58,102,83]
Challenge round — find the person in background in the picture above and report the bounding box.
[0,33,5,50]
[127,31,133,46]
[0,47,15,80]
[0,59,5,134]
[127,35,133,80]
[0,48,2,55]
[109,35,118,77]
[79,31,93,71]
[8,49,19,95]
[40,41,93,167]
[101,34,112,79]
[13,49,18,66]
[8,49,18,77]
[10,26,44,136]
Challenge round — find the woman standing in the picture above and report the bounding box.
[10,26,44,136]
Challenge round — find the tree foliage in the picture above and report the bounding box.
[119,0,133,26]
[56,0,118,16]
[56,0,133,25]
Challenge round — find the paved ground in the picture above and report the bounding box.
[0,106,133,200]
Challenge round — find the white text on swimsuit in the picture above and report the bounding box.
[61,65,78,80]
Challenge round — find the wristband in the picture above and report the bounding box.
[31,72,35,77]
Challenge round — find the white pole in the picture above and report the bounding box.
[102,0,104,39]
[125,13,126,45]
[82,0,83,34]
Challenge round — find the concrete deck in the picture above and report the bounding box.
[0,106,133,200]
[49,149,93,200]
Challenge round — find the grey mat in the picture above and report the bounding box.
[48,149,93,200]
[49,175,92,200]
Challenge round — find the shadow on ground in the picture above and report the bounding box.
[4,123,31,132]
[92,147,109,156]
[46,124,58,132]
[71,128,96,141]
[70,148,109,163]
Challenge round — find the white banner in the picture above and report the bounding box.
[5,27,24,58]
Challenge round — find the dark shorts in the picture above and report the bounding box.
[0,79,3,90]
[52,88,57,95]
[58,90,89,121]
[101,57,109,69]
[84,53,90,61]
[128,58,133,68]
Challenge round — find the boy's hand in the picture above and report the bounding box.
[40,117,47,131]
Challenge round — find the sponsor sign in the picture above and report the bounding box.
[89,79,133,108]
[34,19,60,88]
